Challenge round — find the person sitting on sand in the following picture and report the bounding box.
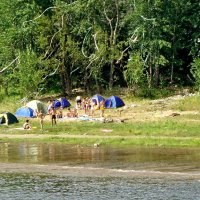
[23,119,32,130]
[66,108,78,118]
[56,108,63,118]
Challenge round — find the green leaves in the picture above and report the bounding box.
[124,53,145,88]
[16,48,44,97]
[0,0,199,97]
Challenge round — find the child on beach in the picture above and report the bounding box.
[23,119,32,130]
[50,107,57,126]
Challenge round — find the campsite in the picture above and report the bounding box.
[1,90,200,199]
[1,90,200,147]
[0,0,200,199]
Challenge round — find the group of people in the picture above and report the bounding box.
[23,96,106,130]
[23,110,45,130]
[75,96,105,117]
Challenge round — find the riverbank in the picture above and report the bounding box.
[0,133,200,147]
[1,92,200,147]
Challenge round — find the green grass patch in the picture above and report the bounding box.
[2,118,200,137]
[1,135,200,147]
[1,89,200,147]
[173,95,200,111]
[1,118,200,147]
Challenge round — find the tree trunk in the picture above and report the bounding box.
[84,70,90,94]
[148,61,153,88]
[170,51,175,84]
[95,75,101,94]
[155,65,159,87]
[4,85,8,96]
[109,61,115,90]
[60,72,67,96]
[60,16,72,96]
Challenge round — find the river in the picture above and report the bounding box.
[0,142,200,199]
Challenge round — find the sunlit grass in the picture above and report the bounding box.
[173,94,200,111]
[1,89,200,147]
[0,95,22,113]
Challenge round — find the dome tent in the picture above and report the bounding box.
[15,107,35,118]
[53,100,61,108]
[59,97,71,108]
[26,100,48,114]
[105,96,125,108]
[0,112,18,125]
[91,94,105,104]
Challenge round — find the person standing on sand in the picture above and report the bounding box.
[99,100,105,118]
[50,107,57,126]
[36,110,45,130]
[48,100,53,114]
[75,96,82,109]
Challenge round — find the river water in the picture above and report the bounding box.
[0,142,200,199]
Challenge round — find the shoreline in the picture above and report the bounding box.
[0,133,200,147]
[0,163,200,179]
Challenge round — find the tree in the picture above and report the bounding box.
[15,48,44,97]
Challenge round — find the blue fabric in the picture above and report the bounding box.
[60,97,71,108]
[15,107,35,117]
[105,96,125,108]
[53,100,61,108]
[92,94,105,103]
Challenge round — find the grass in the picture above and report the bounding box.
[0,95,22,113]
[173,94,200,111]
[1,89,200,147]
[1,117,200,147]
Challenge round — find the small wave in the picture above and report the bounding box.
[61,166,200,177]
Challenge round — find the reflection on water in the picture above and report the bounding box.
[0,142,200,172]
[0,173,200,200]
[1,142,200,199]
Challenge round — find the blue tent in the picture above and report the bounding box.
[60,97,71,108]
[53,100,61,108]
[92,94,105,104]
[105,96,125,108]
[15,107,35,117]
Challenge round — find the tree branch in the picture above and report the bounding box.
[44,14,64,58]
[42,65,60,80]
[116,35,138,64]
[23,7,57,26]
[0,56,19,73]
[140,15,155,21]
[103,1,113,40]
[113,0,119,45]
[81,27,92,58]
[92,32,99,51]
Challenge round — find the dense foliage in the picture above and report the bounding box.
[0,0,199,98]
